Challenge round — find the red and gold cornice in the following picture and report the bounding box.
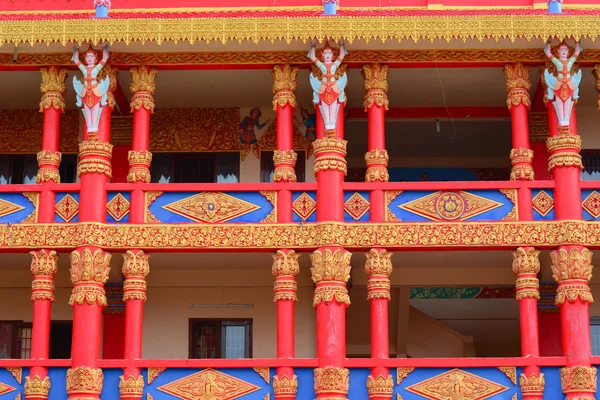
[5,221,600,250]
[2,9,600,46]
[11,49,600,68]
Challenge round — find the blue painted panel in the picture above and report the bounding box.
[143,368,273,400]
[389,168,479,182]
[348,368,370,399]
[292,191,317,223]
[0,193,36,223]
[0,366,25,398]
[388,190,515,222]
[54,192,80,223]
[106,192,131,223]
[149,192,274,224]
[343,191,370,222]
[295,368,316,400]
[101,369,121,400]
[582,190,600,221]
[393,367,518,400]
[541,367,562,400]
[47,368,67,399]
[532,189,555,221]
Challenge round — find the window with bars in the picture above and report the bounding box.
[591,317,600,356]
[260,151,306,183]
[189,319,251,359]
[0,154,77,184]
[0,321,71,359]
[581,151,600,181]
[150,153,240,183]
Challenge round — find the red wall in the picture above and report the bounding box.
[111,145,130,184]
[102,313,125,359]
[538,311,563,357]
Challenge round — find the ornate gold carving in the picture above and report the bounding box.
[147,368,166,384]
[313,136,348,175]
[122,250,149,303]
[78,141,113,178]
[5,368,21,385]
[520,372,545,396]
[106,193,130,222]
[163,192,260,223]
[158,368,259,400]
[509,147,534,181]
[313,156,348,175]
[69,248,111,307]
[366,375,394,398]
[128,150,153,183]
[55,194,79,223]
[406,368,508,400]
[313,367,350,397]
[24,375,50,399]
[503,63,531,109]
[259,191,277,223]
[272,249,300,302]
[119,375,145,397]
[272,64,298,110]
[365,248,393,301]
[36,150,62,184]
[397,368,415,385]
[365,149,389,183]
[145,191,162,223]
[547,134,582,153]
[385,191,402,222]
[292,192,316,221]
[310,248,352,307]
[39,66,67,112]
[30,249,58,302]
[66,367,103,398]
[498,367,517,385]
[272,375,298,397]
[512,247,540,300]
[344,193,370,221]
[362,64,389,111]
[560,366,597,394]
[593,65,600,111]
[98,64,119,110]
[252,367,270,384]
[529,111,549,142]
[551,246,594,305]
[548,152,583,171]
[313,137,347,156]
[273,150,297,183]
[130,66,158,113]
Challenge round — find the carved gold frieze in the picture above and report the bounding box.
[406,368,508,400]
[313,137,348,175]
[520,372,545,396]
[119,375,145,397]
[314,367,350,397]
[547,134,582,153]
[503,62,531,109]
[130,66,158,113]
[158,369,259,400]
[272,375,298,397]
[128,150,153,184]
[162,192,261,223]
[78,140,114,178]
[509,147,534,181]
[66,367,104,398]
[272,64,298,110]
[147,368,166,384]
[30,249,58,302]
[551,246,594,305]
[24,375,50,399]
[362,64,389,111]
[272,249,300,302]
[69,248,111,307]
[365,248,393,301]
[366,374,394,398]
[512,247,540,300]
[365,149,389,183]
[310,248,352,307]
[40,66,67,112]
[560,366,597,394]
[122,250,150,303]
[36,150,62,184]
[273,150,297,183]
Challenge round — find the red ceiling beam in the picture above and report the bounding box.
[346,106,511,120]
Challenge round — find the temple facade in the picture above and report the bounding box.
[2,0,600,399]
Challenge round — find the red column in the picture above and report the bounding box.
[512,248,544,400]
[362,64,389,222]
[546,58,595,397]
[272,64,299,220]
[67,65,117,400]
[120,65,157,400]
[272,250,300,400]
[271,64,300,400]
[311,63,350,399]
[365,249,393,400]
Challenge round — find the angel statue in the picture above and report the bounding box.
[72,44,110,135]
[544,39,582,127]
[308,39,348,132]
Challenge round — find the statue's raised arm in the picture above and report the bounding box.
[308,40,348,133]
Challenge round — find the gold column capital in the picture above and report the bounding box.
[122,250,150,303]
[551,246,594,305]
[310,248,352,307]
[40,66,67,112]
[503,62,531,109]
[272,64,299,110]
[272,249,300,302]
[365,248,393,301]
[69,248,111,307]
[30,249,58,302]
[130,65,158,113]
[362,63,389,111]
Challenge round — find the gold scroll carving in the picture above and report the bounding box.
[127,150,153,184]
[520,372,545,397]
[149,108,241,153]
[36,150,62,184]
[122,250,150,302]
[310,248,352,307]
[24,375,51,399]
[272,249,300,302]
[365,149,389,183]
[509,148,534,181]
[362,64,389,111]
[366,375,394,398]
[273,150,297,183]
[503,62,531,109]
[78,141,114,179]
[272,375,298,397]
[66,367,104,398]
[40,66,67,112]
[30,249,58,302]
[313,137,348,175]
[551,247,594,305]
[560,366,597,394]
[272,64,298,110]
[314,366,350,397]
[512,247,541,300]
[365,248,393,301]
[130,66,158,113]
[69,248,111,307]
[119,375,145,397]
[0,109,79,153]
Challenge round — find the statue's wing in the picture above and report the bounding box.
[72,76,83,95]
[544,69,557,100]
[309,73,322,92]
[572,70,583,99]
[98,77,110,95]
[336,72,348,92]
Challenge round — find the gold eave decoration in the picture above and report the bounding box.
[2,11,600,45]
